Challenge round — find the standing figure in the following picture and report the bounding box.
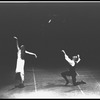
[14,36,37,88]
[61,50,81,86]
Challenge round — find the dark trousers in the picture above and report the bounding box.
[61,70,77,85]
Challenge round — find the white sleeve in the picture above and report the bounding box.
[65,55,73,64]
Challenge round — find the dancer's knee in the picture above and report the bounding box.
[61,72,65,77]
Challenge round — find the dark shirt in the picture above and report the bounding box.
[69,66,75,72]
[68,64,77,75]
[21,51,25,60]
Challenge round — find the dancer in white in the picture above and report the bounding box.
[14,36,37,88]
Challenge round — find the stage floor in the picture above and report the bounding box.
[0,66,100,98]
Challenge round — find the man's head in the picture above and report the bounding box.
[72,55,78,62]
[20,45,25,52]
[20,45,25,59]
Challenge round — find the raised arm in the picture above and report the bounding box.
[76,54,81,63]
[61,50,72,63]
[61,50,66,55]
[14,36,20,50]
[25,50,37,58]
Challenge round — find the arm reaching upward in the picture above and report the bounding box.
[25,50,37,58]
[14,36,20,50]
[61,50,72,63]
[61,50,66,55]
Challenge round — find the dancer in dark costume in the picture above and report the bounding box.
[61,50,85,86]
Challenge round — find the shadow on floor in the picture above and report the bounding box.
[43,80,86,89]
[8,84,34,91]
[43,82,73,89]
[75,81,86,86]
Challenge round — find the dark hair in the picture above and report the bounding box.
[20,45,25,59]
[73,56,78,62]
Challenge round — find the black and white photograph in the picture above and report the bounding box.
[0,1,100,99]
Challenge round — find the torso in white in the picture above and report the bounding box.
[15,49,25,74]
[65,55,75,67]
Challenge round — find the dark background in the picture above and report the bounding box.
[0,3,100,87]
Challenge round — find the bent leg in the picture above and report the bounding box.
[61,71,70,85]
[72,73,77,86]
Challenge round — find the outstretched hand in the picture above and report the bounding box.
[35,55,37,58]
[77,54,81,63]
[77,54,80,58]
[61,50,65,53]
[61,50,66,54]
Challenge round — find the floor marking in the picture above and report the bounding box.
[78,85,85,95]
[77,72,85,95]
[76,72,79,76]
[91,75,100,87]
[33,68,37,92]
